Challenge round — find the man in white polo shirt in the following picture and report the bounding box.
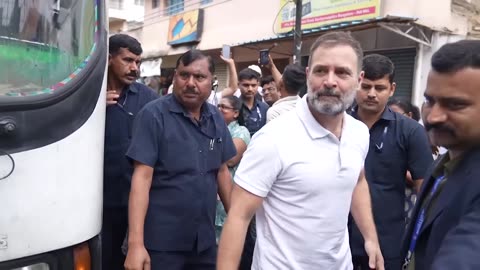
[217,31,384,270]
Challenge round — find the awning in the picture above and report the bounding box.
[232,15,419,47]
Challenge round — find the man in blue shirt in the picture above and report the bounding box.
[349,54,433,269]
[237,68,269,136]
[124,50,236,270]
[103,34,158,270]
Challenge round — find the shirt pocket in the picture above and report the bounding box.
[205,138,223,172]
[162,139,199,174]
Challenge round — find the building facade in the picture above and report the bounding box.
[109,0,145,33]
[125,0,480,103]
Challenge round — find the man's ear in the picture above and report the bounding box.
[390,82,397,97]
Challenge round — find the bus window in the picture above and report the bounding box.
[0,0,97,98]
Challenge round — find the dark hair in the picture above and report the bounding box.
[363,54,395,83]
[176,49,215,75]
[222,96,246,125]
[282,64,306,95]
[223,95,242,112]
[109,34,142,55]
[309,31,363,71]
[431,40,480,73]
[260,76,275,87]
[387,98,420,121]
[238,68,260,82]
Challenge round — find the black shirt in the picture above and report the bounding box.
[349,107,433,260]
[126,94,236,252]
[103,82,158,208]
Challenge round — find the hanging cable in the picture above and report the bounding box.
[0,149,15,180]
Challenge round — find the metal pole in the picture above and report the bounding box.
[293,0,303,64]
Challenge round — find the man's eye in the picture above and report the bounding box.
[194,74,206,81]
[179,72,190,79]
[447,102,468,110]
[424,97,433,106]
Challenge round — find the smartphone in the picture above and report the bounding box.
[222,45,231,59]
[259,49,269,65]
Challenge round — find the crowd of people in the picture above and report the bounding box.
[103,32,480,270]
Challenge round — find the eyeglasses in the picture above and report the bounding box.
[263,87,277,92]
[217,104,235,110]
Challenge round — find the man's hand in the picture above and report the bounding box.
[124,243,151,270]
[365,240,384,270]
[107,90,120,105]
[220,54,235,65]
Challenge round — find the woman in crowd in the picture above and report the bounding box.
[215,96,251,241]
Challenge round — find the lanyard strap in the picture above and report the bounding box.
[403,175,446,269]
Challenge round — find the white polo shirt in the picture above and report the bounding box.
[266,95,300,123]
[234,96,369,270]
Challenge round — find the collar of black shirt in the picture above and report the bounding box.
[168,94,215,119]
[350,105,396,122]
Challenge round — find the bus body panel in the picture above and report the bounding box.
[0,75,107,262]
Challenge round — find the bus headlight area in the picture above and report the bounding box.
[11,263,49,270]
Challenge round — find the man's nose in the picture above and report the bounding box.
[323,72,338,88]
[425,103,447,125]
[366,88,377,99]
[130,62,139,72]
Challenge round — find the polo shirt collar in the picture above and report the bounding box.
[241,96,259,111]
[296,95,331,139]
[351,105,395,121]
[167,94,215,117]
[125,83,139,94]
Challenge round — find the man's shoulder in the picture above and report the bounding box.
[132,82,159,99]
[394,112,424,131]
[258,100,270,110]
[345,113,369,134]
[262,110,299,134]
[140,94,173,114]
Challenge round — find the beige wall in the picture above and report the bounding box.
[135,0,479,58]
[140,0,281,57]
[383,0,470,34]
[109,20,126,34]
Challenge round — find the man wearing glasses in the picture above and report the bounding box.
[261,76,280,107]
[103,34,158,270]
[348,54,433,270]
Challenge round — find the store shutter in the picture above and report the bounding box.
[366,48,417,101]
[215,62,228,90]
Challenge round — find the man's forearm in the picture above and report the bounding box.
[351,176,378,242]
[221,60,238,97]
[217,215,251,269]
[128,172,152,246]
[269,58,282,87]
[218,165,233,212]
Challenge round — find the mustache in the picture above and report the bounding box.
[314,88,340,98]
[184,87,199,95]
[425,123,456,135]
[127,72,138,77]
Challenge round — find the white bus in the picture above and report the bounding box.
[0,0,107,269]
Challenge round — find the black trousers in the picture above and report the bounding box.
[149,245,216,270]
[352,255,401,270]
[102,206,128,270]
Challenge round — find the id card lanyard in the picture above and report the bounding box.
[403,175,446,269]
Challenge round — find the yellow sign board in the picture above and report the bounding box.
[277,0,381,33]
